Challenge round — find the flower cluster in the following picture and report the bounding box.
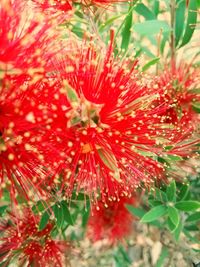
[0,0,61,202]
[39,33,200,202]
[0,0,200,258]
[87,195,137,243]
[0,208,69,266]
[153,62,200,125]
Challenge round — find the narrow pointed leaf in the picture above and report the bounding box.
[168,206,180,228]
[166,180,176,202]
[141,205,167,222]
[134,3,156,20]
[175,0,186,46]
[126,205,146,218]
[39,211,50,231]
[175,201,200,211]
[121,5,133,52]
[179,0,197,48]
[173,220,183,241]
[52,203,64,229]
[186,212,200,222]
[62,201,74,225]
[142,57,160,72]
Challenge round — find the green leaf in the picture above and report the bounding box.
[179,0,197,48]
[141,205,167,223]
[167,217,177,232]
[141,57,160,72]
[184,224,199,231]
[0,205,7,216]
[0,261,9,267]
[99,14,125,32]
[121,5,133,52]
[118,245,132,264]
[39,211,50,231]
[71,25,84,38]
[178,183,190,200]
[192,102,200,113]
[168,206,180,228]
[71,192,89,201]
[52,203,64,229]
[186,211,200,222]
[32,200,48,214]
[82,201,90,227]
[148,200,163,207]
[62,201,74,226]
[175,201,200,211]
[153,0,160,17]
[126,205,146,218]
[74,10,84,19]
[133,20,171,36]
[189,88,200,94]
[155,188,168,202]
[166,180,176,202]
[165,154,183,161]
[173,220,183,241]
[175,0,186,46]
[160,31,170,54]
[155,246,168,267]
[134,3,156,20]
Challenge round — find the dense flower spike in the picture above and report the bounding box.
[33,0,73,12]
[42,32,196,201]
[0,0,64,202]
[0,74,62,202]
[87,196,136,243]
[0,0,61,73]
[154,62,200,125]
[33,0,127,10]
[0,208,68,266]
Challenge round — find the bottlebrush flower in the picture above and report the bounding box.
[153,62,200,124]
[36,0,127,10]
[0,74,61,202]
[42,31,195,201]
[0,0,62,72]
[78,0,127,5]
[87,195,136,243]
[33,0,73,13]
[0,208,69,267]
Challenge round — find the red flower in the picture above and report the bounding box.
[79,0,127,5]
[0,208,68,267]
[0,0,61,72]
[154,62,200,124]
[33,0,73,13]
[42,32,193,201]
[0,74,61,202]
[87,195,136,243]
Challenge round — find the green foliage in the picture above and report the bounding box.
[141,205,168,222]
[39,211,50,231]
[121,4,133,52]
[133,20,171,36]
[179,0,197,48]
[175,0,186,46]
[127,181,200,242]
[141,57,160,71]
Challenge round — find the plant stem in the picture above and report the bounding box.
[170,0,176,69]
